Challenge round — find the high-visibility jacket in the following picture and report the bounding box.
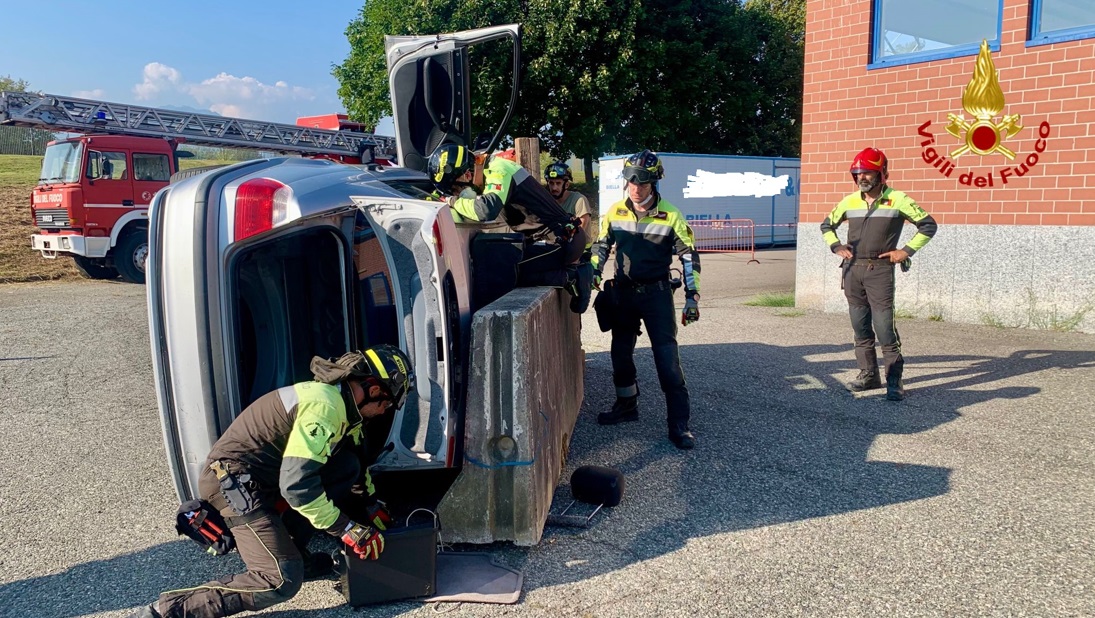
[206,381,364,534]
[592,195,700,295]
[449,156,573,237]
[821,186,937,258]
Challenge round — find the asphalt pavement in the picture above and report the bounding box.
[0,249,1092,617]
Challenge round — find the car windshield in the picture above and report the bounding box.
[39,141,84,184]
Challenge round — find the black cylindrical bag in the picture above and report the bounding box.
[593,279,619,332]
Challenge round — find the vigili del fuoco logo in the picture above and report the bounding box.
[916,40,1052,188]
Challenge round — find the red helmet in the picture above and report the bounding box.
[849,147,888,180]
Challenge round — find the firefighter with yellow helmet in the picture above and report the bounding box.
[135,345,415,618]
[428,143,593,313]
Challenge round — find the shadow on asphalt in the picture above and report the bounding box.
[502,342,1093,600]
[1,344,1090,618]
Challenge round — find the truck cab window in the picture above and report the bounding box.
[89,151,128,180]
[134,153,171,181]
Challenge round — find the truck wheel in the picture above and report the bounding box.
[115,230,148,284]
[170,165,227,185]
[72,256,118,280]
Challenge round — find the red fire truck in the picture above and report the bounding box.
[0,92,395,283]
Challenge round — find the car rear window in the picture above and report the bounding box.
[231,227,350,408]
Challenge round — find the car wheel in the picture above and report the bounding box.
[170,165,227,185]
[72,255,118,280]
[115,230,148,284]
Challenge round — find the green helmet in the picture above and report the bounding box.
[544,161,572,182]
[623,149,664,184]
[427,143,472,194]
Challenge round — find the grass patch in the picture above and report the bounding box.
[0,154,234,284]
[894,307,917,319]
[775,309,805,317]
[743,291,795,307]
[926,302,945,322]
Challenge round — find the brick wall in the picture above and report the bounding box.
[802,0,1095,227]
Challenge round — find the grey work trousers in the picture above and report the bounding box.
[610,282,691,434]
[843,259,903,377]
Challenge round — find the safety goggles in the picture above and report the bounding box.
[624,168,658,184]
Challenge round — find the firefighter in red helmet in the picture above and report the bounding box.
[820,148,938,401]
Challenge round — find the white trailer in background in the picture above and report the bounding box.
[597,152,801,246]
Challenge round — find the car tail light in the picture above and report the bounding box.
[432,220,444,257]
[234,178,291,241]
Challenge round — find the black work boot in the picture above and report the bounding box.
[886,371,905,401]
[566,262,594,314]
[846,370,882,392]
[669,430,695,450]
[598,395,639,425]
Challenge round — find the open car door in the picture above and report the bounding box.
[385,24,521,172]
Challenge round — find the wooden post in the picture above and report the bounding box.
[515,137,541,180]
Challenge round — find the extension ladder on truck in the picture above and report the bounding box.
[0,91,395,159]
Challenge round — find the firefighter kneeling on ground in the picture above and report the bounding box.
[591,149,701,450]
[133,345,414,618]
[428,143,594,313]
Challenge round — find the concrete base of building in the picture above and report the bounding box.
[437,286,584,546]
[795,224,1095,334]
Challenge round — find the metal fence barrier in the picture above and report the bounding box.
[691,218,760,263]
[0,125,53,155]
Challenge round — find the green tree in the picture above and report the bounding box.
[333,0,804,170]
[613,0,803,157]
[0,75,31,92]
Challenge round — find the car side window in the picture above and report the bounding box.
[353,212,399,348]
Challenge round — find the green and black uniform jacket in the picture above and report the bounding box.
[450,155,573,237]
[206,382,364,534]
[591,194,700,295]
[820,186,937,258]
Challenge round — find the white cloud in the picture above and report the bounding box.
[133,62,183,100]
[131,62,315,121]
[72,89,105,99]
[209,103,245,118]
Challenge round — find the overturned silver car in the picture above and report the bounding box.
[146,25,583,545]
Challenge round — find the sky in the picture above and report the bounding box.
[0,0,394,134]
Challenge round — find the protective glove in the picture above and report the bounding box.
[593,272,603,291]
[562,221,578,242]
[682,296,700,326]
[340,521,385,560]
[365,501,392,531]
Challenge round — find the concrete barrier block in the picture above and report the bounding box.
[437,286,584,545]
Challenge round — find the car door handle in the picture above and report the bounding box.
[123,200,134,206]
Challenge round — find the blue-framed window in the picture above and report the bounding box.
[869,0,1002,69]
[1029,0,1095,46]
